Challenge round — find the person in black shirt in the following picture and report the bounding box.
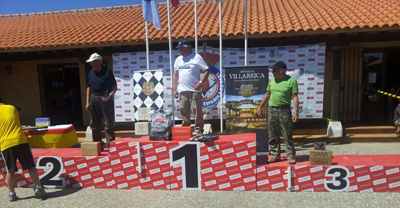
[86,53,117,149]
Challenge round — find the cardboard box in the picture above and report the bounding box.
[138,108,152,121]
[309,150,333,165]
[135,122,151,135]
[81,142,101,156]
[172,126,192,141]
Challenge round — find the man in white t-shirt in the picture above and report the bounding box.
[173,38,210,133]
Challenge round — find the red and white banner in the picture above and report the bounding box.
[112,43,326,122]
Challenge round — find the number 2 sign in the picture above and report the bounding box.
[36,157,65,188]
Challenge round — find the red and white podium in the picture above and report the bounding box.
[0,133,399,192]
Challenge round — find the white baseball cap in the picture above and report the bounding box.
[86,53,102,63]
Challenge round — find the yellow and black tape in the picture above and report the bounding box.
[363,85,400,99]
[377,90,400,99]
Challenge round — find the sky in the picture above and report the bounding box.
[0,0,168,15]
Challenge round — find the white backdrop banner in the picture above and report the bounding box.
[113,43,326,122]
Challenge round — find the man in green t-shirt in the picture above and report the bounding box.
[257,61,299,164]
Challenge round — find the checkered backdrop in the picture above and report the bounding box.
[112,43,326,122]
[133,70,164,121]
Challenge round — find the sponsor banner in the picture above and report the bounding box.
[113,43,325,122]
[225,66,269,134]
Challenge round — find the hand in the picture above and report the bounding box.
[85,103,90,112]
[194,82,202,91]
[174,90,178,98]
[102,97,111,102]
[292,114,298,123]
[256,107,261,116]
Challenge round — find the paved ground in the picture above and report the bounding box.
[1,188,400,208]
[1,143,399,208]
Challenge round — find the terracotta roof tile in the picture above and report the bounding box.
[0,0,400,50]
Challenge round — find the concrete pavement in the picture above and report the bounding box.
[1,188,400,208]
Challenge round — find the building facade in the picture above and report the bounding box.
[1,0,399,128]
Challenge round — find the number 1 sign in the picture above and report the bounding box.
[170,143,202,190]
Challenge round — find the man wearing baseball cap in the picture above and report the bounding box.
[173,38,210,135]
[257,61,299,164]
[85,53,117,151]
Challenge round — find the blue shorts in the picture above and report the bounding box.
[395,119,399,127]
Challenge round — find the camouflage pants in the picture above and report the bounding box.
[268,106,295,158]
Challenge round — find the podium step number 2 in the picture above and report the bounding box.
[37,157,66,188]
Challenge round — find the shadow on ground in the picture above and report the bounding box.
[16,188,81,201]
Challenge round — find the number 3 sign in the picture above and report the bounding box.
[324,166,350,192]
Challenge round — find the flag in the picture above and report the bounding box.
[171,0,179,7]
[142,0,162,30]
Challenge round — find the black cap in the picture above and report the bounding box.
[269,61,287,70]
[176,38,191,49]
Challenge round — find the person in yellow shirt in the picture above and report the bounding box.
[0,98,47,201]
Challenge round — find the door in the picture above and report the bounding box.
[385,49,400,121]
[38,64,83,127]
[360,52,386,122]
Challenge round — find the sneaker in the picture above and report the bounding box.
[268,155,281,163]
[288,157,296,165]
[9,193,19,202]
[194,127,202,137]
[396,132,400,137]
[34,186,47,198]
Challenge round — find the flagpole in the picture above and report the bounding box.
[194,0,198,53]
[167,0,175,125]
[145,21,150,70]
[244,0,248,66]
[219,0,223,133]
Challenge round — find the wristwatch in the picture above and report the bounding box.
[199,80,203,84]
[294,111,299,115]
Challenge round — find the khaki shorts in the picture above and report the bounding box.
[179,91,203,124]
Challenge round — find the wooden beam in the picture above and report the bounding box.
[350,41,400,48]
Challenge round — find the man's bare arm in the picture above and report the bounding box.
[173,70,179,98]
